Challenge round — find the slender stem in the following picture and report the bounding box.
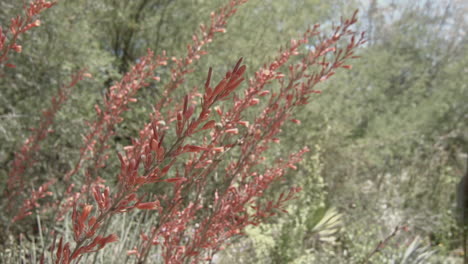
[360,226,400,264]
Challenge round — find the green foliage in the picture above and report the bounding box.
[391,236,436,264]
[1,0,466,262]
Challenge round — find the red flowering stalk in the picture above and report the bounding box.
[5,71,89,216]
[0,0,55,70]
[48,51,169,226]
[158,18,319,156]
[48,59,247,263]
[155,0,248,112]
[55,0,248,222]
[128,0,248,160]
[11,180,54,222]
[63,50,168,183]
[47,8,363,264]
[130,12,365,263]
[62,0,247,186]
[35,10,252,262]
[50,10,364,258]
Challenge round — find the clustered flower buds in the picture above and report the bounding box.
[0,0,55,69]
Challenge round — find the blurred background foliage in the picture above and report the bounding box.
[0,0,467,263]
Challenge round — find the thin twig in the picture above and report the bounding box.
[360,226,401,264]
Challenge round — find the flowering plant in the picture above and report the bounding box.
[1,0,364,263]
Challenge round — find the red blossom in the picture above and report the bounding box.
[182,145,209,153]
[136,201,161,210]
